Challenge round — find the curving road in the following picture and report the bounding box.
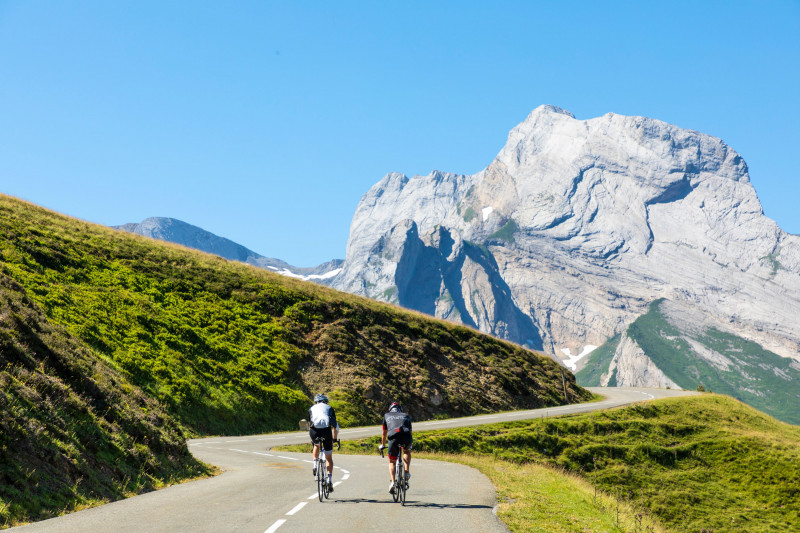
[11,387,697,533]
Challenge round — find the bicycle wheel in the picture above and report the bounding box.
[317,463,324,502]
[399,461,406,505]
[391,461,401,502]
[323,475,330,499]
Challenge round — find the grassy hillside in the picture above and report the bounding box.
[0,273,209,527]
[0,193,590,523]
[0,194,589,436]
[319,395,799,532]
[577,299,800,424]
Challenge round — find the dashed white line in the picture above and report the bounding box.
[285,502,307,516]
[264,519,286,533]
[341,469,349,474]
[307,493,318,500]
[342,474,350,480]
[276,456,298,461]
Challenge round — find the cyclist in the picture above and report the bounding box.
[379,401,412,494]
[308,393,339,492]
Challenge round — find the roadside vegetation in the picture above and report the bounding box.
[0,193,588,525]
[0,274,209,527]
[287,395,799,532]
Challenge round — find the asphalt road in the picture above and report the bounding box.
[11,387,697,533]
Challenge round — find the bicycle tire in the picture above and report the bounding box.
[392,461,400,503]
[317,461,325,502]
[399,460,407,505]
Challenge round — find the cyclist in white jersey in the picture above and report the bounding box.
[308,393,339,492]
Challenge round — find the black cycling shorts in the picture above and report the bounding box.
[387,433,412,459]
[309,426,334,452]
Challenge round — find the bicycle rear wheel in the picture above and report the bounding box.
[399,461,406,505]
[317,463,324,502]
[392,460,401,503]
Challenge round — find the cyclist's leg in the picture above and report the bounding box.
[401,435,412,477]
[387,437,400,482]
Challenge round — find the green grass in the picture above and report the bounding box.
[626,300,800,424]
[462,206,477,222]
[0,194,589,435]
[487,219,519,243]
[576,300,800,424]
[575,334,620,386]
[439,455,667,533]
[0,274,209,527]
[284,395,799,532]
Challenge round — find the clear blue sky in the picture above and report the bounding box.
[1,1,798,266]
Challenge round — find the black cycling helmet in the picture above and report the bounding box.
[389,401,402,412]
[314,393,328,403]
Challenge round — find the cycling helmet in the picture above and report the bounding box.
[389,401,402,412]
[314,393,328,403]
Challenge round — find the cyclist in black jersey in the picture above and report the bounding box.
[308,393,339,492]
[378,401,412,494]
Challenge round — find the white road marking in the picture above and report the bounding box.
[252,452,272,457]
[341,469,349,474]
[264,519,286,533]
[342,474,350,480]
[302,459,314,464]
[230,449,249,454]
[333,481,342,487]
[285,502,307,516]
[276,456,298,461]
[307,493,318,500]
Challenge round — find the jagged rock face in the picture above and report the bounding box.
[331,106,800,368]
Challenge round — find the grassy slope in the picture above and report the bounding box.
[293,395,800,532]
[575,334,620,386]
[0,274,209,527]
[0,194,589,435]
[576,300,800,424]
[400,395,800,532]
[0,193,591,523]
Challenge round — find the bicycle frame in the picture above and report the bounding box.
[379,443,408,505]
[311,437,340,502]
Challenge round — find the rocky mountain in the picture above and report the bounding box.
[329,105,800,422]
[114,217,343,281]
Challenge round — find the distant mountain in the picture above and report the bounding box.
[328,105,800,423]
[113,217,343,281]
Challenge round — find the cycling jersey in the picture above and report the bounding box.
[382,410,412,459]
[382,410,412,436]
[309,403,339,430]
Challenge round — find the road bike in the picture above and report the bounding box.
[311,437,340,502]
[379,443,409,505]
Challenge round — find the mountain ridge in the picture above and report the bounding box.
[328,105,800,422]
[113,216,343,280]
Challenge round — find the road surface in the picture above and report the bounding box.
[10,387,697,532]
